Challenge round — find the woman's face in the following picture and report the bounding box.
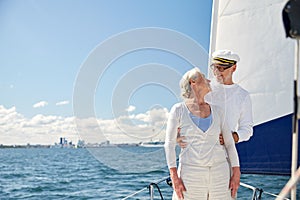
[191,72,211,95]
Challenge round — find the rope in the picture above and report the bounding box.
[264,191,290,200]
[121,187,148,200]
[122,176,170,200]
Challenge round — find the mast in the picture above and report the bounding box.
[207,0,219,79]
[208,0,219,61]
[291,38,300,200]
[282,1,300,198]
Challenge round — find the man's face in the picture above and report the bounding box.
[211,63,236,84]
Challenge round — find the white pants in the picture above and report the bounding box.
[172,161,232,200]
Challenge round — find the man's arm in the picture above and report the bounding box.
[236,94,254,142]
[219,132,238,144]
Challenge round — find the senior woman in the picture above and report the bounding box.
[164,67,240,200]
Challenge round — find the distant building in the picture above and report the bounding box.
[52,137,76,148]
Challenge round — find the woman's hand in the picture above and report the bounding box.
[229,167,240,198]
[172,176,186,199]
[170,167,186,199]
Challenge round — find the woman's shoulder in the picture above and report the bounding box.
[170,102,185,110]
[169,102,184,118]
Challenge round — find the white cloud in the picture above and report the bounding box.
[135,108,168,124]
[56,100,69,106]
[0,105,169,145]
[33,101,48,108]
[125,105,136,112]
[0,105,77,145]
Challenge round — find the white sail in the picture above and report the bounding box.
[209,0,295,126]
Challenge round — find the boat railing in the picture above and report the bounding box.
[275,167,300,200]
[122,176,291,200]
[240,182,263,200]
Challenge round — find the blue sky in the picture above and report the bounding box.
[0,0,212,145]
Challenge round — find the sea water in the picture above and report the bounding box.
[0,147,298,199]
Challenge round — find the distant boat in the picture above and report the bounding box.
[140,141,164,148]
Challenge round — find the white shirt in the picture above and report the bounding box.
[164,102,239,169]
[205,81,254,142]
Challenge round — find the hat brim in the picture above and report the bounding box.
[212,57,237,65]
[211,62,234,67]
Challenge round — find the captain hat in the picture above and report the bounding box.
[212,49,240,65]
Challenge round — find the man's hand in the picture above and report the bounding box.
[219,133,224,145]
[232,132,239,143]
[177,136,187,148]
[177,128,187,148]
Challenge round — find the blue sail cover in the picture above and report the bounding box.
[236,114,299,175]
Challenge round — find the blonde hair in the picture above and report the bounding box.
[179,67,202,99]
